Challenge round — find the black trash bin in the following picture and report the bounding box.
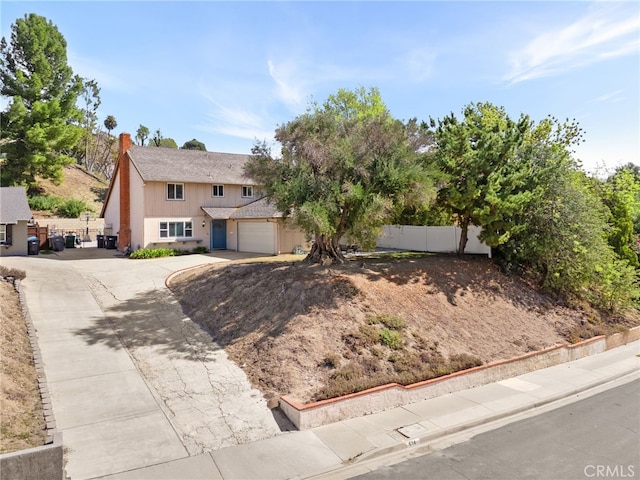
[97,234,105,248]
[51,236,64,251]
[105,235,117,249]
[27,236,39,255]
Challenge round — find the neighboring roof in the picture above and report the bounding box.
[0,186,33,224]
[201,197,283,220]
[128,145,254,185]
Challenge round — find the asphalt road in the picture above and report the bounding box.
[353,378,640,480]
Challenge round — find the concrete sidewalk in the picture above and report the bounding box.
[2,248,639,480]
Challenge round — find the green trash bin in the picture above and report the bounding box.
[65,234,76,248]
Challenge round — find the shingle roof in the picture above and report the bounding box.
[127,145,254,185]
[201,197,283,220]
[0,187,33,224]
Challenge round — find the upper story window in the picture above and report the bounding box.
[212,185,224,197]
[167,183,184,200]
[242,185,253,198]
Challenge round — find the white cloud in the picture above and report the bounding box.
[198,84,275,142]
[589,89,625,104]
[505,3,640,84]
[205,105,274,141]
[399,47,436,83]
[267,59,310,110]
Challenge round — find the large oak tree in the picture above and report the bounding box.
[247,87,436,264]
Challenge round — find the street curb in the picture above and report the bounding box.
[305,365,640,480]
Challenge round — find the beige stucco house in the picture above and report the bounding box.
[0,186,34,256]
[101,133,308,254]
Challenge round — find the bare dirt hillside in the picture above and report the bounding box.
[34,164,108,215]
[169,253,639,405]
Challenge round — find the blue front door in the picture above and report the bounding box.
[211,220,226,249]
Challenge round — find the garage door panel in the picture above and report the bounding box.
[238,222,275,254]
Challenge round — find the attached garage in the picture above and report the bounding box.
[238,221,275,254]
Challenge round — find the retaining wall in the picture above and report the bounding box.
[280,326,640,430]
[0,279,64,480]
[0,433,63,480]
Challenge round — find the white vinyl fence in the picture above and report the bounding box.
[377,225,491,257]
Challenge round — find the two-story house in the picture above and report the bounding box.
[101,133,308,254]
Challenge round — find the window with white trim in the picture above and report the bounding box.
[159,221,193,238]
[242,185,253,198]
[212,185,224,197]
[0,224,6,244]
[167,183,184,200]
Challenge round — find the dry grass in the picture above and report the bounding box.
[0,280,46,453]
[169,253,640,405]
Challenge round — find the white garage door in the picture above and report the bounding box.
[238,222,275,254]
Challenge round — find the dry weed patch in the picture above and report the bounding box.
[0,276,46,453]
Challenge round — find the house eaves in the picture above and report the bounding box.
[0,187,33,224]
[201,197,283,220]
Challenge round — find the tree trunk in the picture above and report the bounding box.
[305,234,345,264]
[458,217,470,255]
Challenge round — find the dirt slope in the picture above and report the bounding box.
[169,253,639,405]
[34,164,108,215]
[0,281,46,453]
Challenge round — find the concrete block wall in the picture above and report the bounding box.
[35,217,106,236]
[0,433,63,480]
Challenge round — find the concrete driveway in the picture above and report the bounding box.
[1,248,282,479]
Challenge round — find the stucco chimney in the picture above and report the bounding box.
[118,133,132,251]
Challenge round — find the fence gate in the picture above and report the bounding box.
[28,224,49,249]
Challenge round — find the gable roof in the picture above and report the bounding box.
[201,197,283,220]
[128,145,254,185]
[0,187,33,224]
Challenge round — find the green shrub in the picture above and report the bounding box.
[592,259,640,312]
[129,248,175,259]
[192,246,208,254]
[57,199,92,218]
[28,195,62,211]
[379,328,403,349]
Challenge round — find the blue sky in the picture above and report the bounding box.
[1,1,638,174]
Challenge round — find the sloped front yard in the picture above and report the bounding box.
[169,253,640,405]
